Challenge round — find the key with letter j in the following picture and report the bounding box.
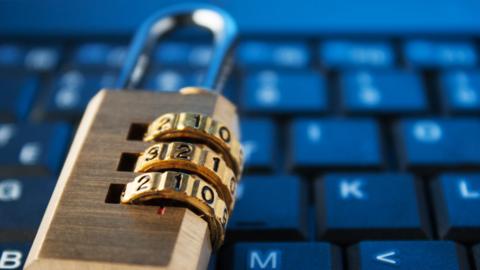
[25,5,244,270]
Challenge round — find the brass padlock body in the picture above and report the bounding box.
[25,89,239,270]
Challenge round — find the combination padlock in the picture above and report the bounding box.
[25,4,242,270]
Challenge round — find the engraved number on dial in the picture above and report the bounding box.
[173,143,193,160]
[136,175,151,191]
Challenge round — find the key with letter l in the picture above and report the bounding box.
[431,173,480,243]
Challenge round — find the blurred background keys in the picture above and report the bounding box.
[0,74,38,121]
[237,41,310,69]
[227,175,307,242]
[72,43,126,68]
[439,71,480,113]
[240,118,276,171]
[432,174,480,243]
[0,44,25,69]
[154,42,212,68]
[404,40,477,68]
[0,123,70,176]
[241,70,327,114]
[291,119,382,170]
[44,70,116,120]
[340,70,427,114]
[315,173,430,243]
[397,119,480,171]
[0,243,30,269]
[233,242,341,270]
[348,241,470,270]
[319,41,394,68]
[24,46,61,73]
[0,178,55,242]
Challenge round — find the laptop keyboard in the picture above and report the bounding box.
[1,38,480,270]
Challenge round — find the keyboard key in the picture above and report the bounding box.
[72,43,127,68]
[405,40,477,68]
[432,174,480,243]
[440,71,480,113]
[154,42,212,67]
[320,41,394,68]
[315,173,430,243]
[348,241,469,270]
[44,70,117,119]
[237,41,310,68]
[24,46,61,72]
[0,243,30,269]
[341,70,427,114]
[241,70,327,113]
[473,245,480,270]
[227,175,307,241]
[143,69,199,92]
[0,123,71,176]
[240,118,276,171]
[0,44,24,68]
[291,119,382,170]
[233,242,341,270]
[0,73,38,121]
[0,177,55,241]
[397,119,480,170]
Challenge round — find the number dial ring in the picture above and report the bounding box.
[121,171,229,249]
[144,112,243,175]
[134,141,237,210]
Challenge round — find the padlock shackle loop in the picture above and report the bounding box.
[116,4,238,92]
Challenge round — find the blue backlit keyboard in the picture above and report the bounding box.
[1,38,480,270]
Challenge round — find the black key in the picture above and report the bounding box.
[233,242,341,270]
[0,123,71,176]
[226,175,307,242]
[0,177,55,241]
[315,173,430,243]
[44,69,116,120]
[291,118,383,170]
[0,73,38,121]
[240,118,276,171]
[432,173,480,243]
[0,243,30,269]
[396,118,480,171]
[348,241,470,270]
[473,244,480,270]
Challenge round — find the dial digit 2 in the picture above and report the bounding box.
[136,175,151,191]
[156,116,171,131]
[174,143,193,160]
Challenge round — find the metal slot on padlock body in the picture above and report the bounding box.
[25,4,240,270]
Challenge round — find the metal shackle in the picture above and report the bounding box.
[116,4,238,92]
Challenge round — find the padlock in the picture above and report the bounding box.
[25,4,242,270]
